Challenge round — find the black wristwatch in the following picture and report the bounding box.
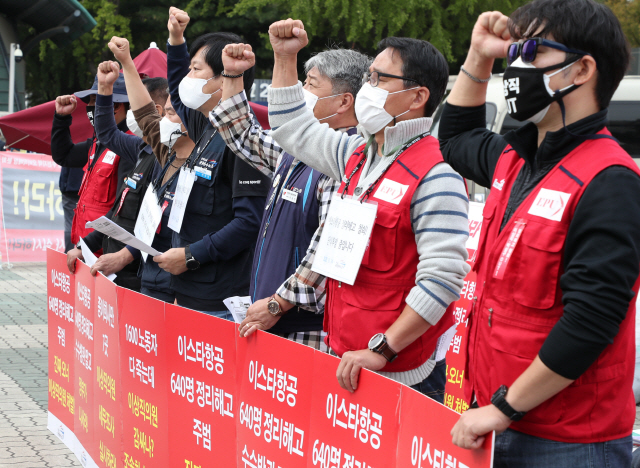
[185,245,200,271]
[368,333,398,363]
[491,385,526,421]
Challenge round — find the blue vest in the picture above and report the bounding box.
[251,153,324,334]
[139,158,177,298]
[171,129,252,310]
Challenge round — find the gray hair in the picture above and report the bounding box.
[304,49,373,97]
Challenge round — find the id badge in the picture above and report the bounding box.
[282,189,298,204]
[168,168,196,233]
[194,166,212,180]
[126,178,137,189]
[311,194,378,285]
[134,184,164,261]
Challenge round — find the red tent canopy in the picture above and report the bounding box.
[0,44,270,154]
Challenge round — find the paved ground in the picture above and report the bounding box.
[0,263,80,467]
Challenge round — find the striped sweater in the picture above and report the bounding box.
[268,82,470,385]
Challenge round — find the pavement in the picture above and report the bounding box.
[0,263,80,467]
[1,262,640,467]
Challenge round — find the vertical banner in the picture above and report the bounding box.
[445,202,484,413]
[397,387,494,468]
[119,288,168,468]
[47,249,77,452]
[236,332,315,468]
[93,274,121,468]
[165,305,237,467]
[307,352,401,468]
[73,261,99,467]
[0,152,64,262]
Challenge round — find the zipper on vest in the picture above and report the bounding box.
[263,220,270,238]
[488,308,493,327]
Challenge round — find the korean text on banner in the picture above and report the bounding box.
[119,288,169,468]
[165,304,237,467]
[47,249,77,451]
[308,351,401,468]
[237,331,314,468]
[93,274,121,468]
[73,261,99,467]
[397,387,494,468]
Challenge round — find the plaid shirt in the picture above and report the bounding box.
[209,91,340,313]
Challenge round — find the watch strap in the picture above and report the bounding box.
[491,385,526,421]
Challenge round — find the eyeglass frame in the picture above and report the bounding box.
[362,70,421,88]
[507,37,591,66]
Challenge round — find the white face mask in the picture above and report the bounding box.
[159,117,184,149]
[302,88,341,122]
[178,75,219,110]
[354,82,419,135]
[126,109,144,138]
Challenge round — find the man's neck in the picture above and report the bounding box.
[174,139,195,159]
[536,100,600,146]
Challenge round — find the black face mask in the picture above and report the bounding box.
[502,57,580,123]
[86,106,96,128]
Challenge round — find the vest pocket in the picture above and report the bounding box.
[93,164,115,203]
[472,201,496,271]
[511,220,566,310]
[362,208,400,272]
[186,178,215,216]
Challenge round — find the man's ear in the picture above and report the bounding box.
[336,93,354,115]
[155,104,164,117]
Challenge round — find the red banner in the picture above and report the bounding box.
[119,288,169,468]
[0,152,64,262]
[45,249,494,468]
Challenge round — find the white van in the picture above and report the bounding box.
[431,75,640,202]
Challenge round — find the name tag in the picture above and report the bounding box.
[168,168,196,233]
[311,195,378,285]
[528,188,571,222]
[282,189,298,204]
[373,178,409,205]
[126,178,137,189]
[134,185,163,262]
[102,151,117,165]
[194,166,212,180]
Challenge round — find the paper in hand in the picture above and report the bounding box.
[223,296,252,324]
[79,238,117,282]
[86,216,162,257]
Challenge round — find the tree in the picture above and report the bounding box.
[605,0,640,47]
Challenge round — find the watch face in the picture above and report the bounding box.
[267,301,280,314]
[368,333,384,350]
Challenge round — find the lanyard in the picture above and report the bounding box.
[186,128,218,170]
[341,133,430,203]
[153,154,183,204]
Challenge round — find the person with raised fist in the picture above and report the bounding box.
[210,41,371,351]
[153,7,269,318]
[266,19,470,401]
[441,1,640,466]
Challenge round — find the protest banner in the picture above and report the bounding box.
[0,152,64,262]
[166,304,237,467]
[119,288,169,468]
[237,331,314,468]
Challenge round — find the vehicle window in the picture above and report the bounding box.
[608,101,640,158]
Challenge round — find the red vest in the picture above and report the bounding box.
[467,129,640,442]
[71,137,130,245]
[325,136,454,372]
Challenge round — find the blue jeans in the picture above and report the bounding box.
[197,310,235,321]
[410,359,446,403]
[494,428,632,468]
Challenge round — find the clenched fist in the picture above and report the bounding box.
[470,11,512,60]
[222,43,255,76]
[97,61,120,86]
[168,7,190,45]
[268,19,308,58]
[108,36,133,66]
[55,95,77,116]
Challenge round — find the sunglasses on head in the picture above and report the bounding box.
[507,37,590,66]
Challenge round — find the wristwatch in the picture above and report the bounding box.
[491,385,526,421]
[368,333,398,363]
[184,245,200,271]
[267,295,285,317]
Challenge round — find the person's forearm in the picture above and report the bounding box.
[505,356,574,412]
[447,50,493,108]
[271,55,299,89]
[167,42,191,127]
[221,76,246,102]
[385,305,432,353]
[51,115,90,168]
[95,95,141,164]
[121,60,154,111]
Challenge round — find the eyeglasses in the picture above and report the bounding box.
[507,37,590,65]
[362,71,420,88]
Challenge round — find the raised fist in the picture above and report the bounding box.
[108,36,133,65]
[97,61,120,86]
[268,19,308,58]
[55,95,77,116]
[222,43,255,76]
[470,11,512,60]
[168,7,190,44]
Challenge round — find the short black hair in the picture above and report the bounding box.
[142,77,169,107]
[376,37,449,117]
[189,32,255,97]
[509,0,630,110]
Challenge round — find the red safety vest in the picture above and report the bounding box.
[325,136,454,372]
[466,129,640,442]
[71,136,131,245]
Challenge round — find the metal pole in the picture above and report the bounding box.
[8,43,16,114]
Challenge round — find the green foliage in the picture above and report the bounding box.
[604,0,640,47]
